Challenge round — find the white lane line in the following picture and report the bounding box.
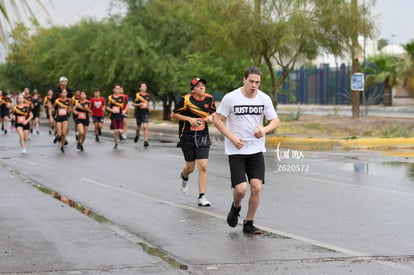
[166,154,183,159]
[14,158,37,165]
[80,177,414,273]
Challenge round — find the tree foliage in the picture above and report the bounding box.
[1,0,378,117]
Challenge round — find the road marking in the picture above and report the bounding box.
[166,154,183,159]
[80,177,414,273]
[14,157,37,165]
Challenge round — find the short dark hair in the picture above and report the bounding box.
[244,66,262,79]
[138,82,146,89]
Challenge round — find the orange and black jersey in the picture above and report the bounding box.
[54,98,71,118]
[74,100,91,120]
[107,94,125,120]
[43,96,52,109]
[12,104,31,117]
[23,94,33,107]
[134,92,151,112]
[71,95,81,106]
[12,104,32,124]
[173,93,216,139]
[0,95,11,106]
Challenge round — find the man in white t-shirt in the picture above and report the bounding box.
[214,66,280,234]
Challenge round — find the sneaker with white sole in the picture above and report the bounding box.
[180,172,188,193]
[198,195,211,207]
[21,148,27,155]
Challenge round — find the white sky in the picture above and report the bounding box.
[11,0,414,46]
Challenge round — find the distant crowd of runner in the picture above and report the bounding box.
[0,76,151,154]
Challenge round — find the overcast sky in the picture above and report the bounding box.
[18,0,414,46]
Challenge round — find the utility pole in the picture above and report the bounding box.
[351,0,360,119]
[253,0,262,67]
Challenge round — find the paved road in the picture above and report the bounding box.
[1,126,414,274]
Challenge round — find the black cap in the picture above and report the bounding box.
[190,78,206,90]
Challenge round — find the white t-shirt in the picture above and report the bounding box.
[216,88,278,155]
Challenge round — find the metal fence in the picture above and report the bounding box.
[277,64,384,105]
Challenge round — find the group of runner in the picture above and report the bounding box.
[0,77,152,154]
[2,67,281,234]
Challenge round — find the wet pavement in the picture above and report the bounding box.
[1,123,414,274]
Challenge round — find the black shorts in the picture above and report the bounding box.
[135,111,149,125]
[92,115,104,123]
[180,140,210,162]
[33,111,41,118]
[55,115,69,123]
[76,119,90,126]
[228,152,265,187]
[15,123,30,130]
[1,110,10,118]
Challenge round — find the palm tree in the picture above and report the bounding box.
[364,54,404,106]
[0,1,50,46]
[401,41,414,95]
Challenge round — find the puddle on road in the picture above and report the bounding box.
[351,161,414,182]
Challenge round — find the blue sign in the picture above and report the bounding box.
[351,73,364,91]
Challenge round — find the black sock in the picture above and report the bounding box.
[198,193,205,199]
[181,172,189,181]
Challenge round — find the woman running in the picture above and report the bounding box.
[43,89,54,135]
[73,91,92,152]
[11,94,33,154]
[53,89,71,153]
[0,91,12,134]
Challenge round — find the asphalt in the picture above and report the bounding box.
[1,104,413,274]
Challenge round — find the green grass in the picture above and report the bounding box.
[303,122,323,129]
[381,126,411,138]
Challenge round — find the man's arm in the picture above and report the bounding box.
[171,112,204,128]
[253,117,281,138]
[213,113,244,149]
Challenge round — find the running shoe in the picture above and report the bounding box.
[80,144,84,152]
[49,130,52,135]
[227,202,241,228]
[36,130,39,135]
[198,195,211,207]
[134,135,139,143]
[60,147,65,153]
[113,143,118,149]
[144,141,149,147]
[243,220,262,234]
[4,129,7,134]
[21,148,27,154]
[77,142,81,150]
[95,135,99,142]
[98,128,102,136]
[180,172,188,193]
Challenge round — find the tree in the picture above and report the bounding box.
[0,1,50,46]
[364,54,404,106]
[377,38,388,51]
[152,0,376,107]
